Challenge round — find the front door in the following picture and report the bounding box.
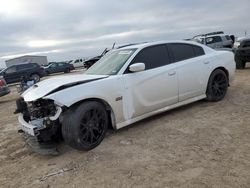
[122,45,178,120]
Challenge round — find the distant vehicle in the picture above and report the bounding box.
[233,36,250,49]
[84,49,109,69]
[68,59,86,68]
[193,31,233,49]
[0,76,10,97]
[16,40,235,153]
[234,38,250,69]
[44,62,74,75]
[0,63,46,84]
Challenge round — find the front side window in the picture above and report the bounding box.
[243,41,250,48]
[130,45,170,71]
[86,49,136,75]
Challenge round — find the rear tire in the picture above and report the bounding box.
[62,101,108,151]
[206,69,228,102]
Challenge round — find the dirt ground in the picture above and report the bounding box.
[0,67,250,188]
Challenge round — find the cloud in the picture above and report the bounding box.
[0,0,250,67]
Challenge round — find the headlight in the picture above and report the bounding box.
[234,42,240,48]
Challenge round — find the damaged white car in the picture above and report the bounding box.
[15,41,235,154]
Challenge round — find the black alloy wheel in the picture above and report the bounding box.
[79,108,106,146]
[62,101,108,151]
[206,69,228,102]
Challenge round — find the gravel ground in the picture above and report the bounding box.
[0,67,250,188]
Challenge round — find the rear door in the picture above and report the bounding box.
[168,43,209,101]
[122,45,178,119]
[16,64,34,78]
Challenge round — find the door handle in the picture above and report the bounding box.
[168,71,176,76]
[204,61,210,64]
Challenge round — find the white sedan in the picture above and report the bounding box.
[16,40,235,153]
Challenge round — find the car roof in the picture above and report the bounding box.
[119,40,206,50]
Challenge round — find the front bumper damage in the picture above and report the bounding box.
[18,106,62,136]
[15,98,63,155]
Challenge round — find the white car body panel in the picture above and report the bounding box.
[22,74,108,102]
[20,40,235,131]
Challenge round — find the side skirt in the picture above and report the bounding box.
[116,94,206,130]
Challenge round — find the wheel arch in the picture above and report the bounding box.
[212,66,229,80]
[209,66,229,85]
[70,98,117,130]
[30,72,41,77]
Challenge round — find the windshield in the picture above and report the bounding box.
[86,49,136,75]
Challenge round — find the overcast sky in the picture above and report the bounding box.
[0,0,249,67]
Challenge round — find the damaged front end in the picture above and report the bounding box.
[15,98,63,155]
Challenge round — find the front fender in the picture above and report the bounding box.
[43,76,126,124]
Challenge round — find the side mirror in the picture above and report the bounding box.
[129,63,145,73]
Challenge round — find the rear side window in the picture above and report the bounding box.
[131,45,170,70]
[169,43,204,62]
[19,64,38,70]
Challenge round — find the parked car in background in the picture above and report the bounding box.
[0,63,46,84]
[193,31,233,49]
[44,62,74,75]
[68,58,86,68]
[84,48,109,69]
[0,76,10,97]
[234,38,250,69]
[15,40,235,154]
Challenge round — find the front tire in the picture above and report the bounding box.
[64,68,70,73]
[30,74,40,82]
[62,101,108,151]
[206,69,228,102]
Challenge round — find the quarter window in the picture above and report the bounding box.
[130,45,170,70]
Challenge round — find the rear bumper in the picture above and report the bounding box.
[0,86,10,97]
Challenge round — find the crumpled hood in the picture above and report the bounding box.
[22,74,108,102]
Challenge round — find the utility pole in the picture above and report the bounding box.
[245,30,247,36]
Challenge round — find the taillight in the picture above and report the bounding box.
[0,79,5,87]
